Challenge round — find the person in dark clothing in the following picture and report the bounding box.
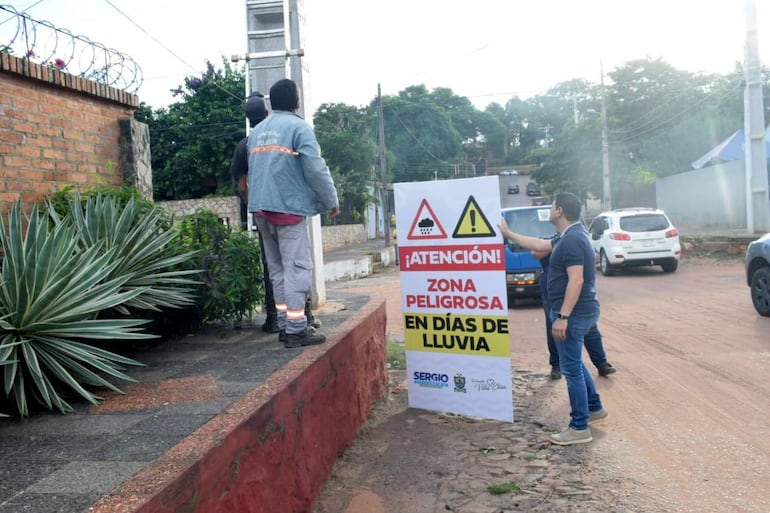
[229,92,316,333]
[535,242,617,380]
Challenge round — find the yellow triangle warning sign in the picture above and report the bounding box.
[407,198,448,240]
[452,195,496,238]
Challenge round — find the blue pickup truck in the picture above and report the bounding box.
[501,206,557,305]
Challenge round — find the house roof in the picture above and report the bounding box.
[691,126,770,169]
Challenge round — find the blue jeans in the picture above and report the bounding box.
[543,299,608,369]
[549,308,603,430]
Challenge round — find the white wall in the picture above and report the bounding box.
[656,160,747,233]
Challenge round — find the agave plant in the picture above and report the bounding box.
[48,192,200,314]
[0,202,153,416]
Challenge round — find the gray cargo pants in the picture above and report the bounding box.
[254,216,312,335]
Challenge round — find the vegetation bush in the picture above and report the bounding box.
[48,191,200,315]
[175,209,265,326]
[0,186,265,416]
[0,201,153,416]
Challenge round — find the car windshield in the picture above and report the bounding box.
[503,208,556,239]
[619,214,670,232]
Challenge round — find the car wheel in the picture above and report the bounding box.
[661,260,678,273]
[599,250,614,276]
[750,267,770,317]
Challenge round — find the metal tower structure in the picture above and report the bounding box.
[234,0,327,307]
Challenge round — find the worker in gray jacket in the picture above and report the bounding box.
[247,78,340,348]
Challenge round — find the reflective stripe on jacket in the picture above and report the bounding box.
[246,111,338,217]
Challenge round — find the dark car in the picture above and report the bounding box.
[746,232,770,316]
[507,184,519,194]
[526,182,541,196]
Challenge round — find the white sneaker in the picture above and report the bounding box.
[549,427,592,445]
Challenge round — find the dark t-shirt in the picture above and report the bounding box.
[538,235,558,300]
[230,137,248,179]
[546,223,598,316]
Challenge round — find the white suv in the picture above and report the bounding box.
[588,208,681,276]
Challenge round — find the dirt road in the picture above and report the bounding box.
[316,256,769,513]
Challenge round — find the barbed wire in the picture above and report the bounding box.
[0,4,142,93]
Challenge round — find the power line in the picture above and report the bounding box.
[612,80,743,145]
[385,104,451,166]
[102,0,244,104]
[609,75,744,136]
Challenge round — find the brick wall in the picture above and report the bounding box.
[0,53,140,215]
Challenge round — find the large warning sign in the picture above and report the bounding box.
[394,176,513,423]
[452,195,496,238]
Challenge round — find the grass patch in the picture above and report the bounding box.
[386,340,406,369]
[487,481,522,495]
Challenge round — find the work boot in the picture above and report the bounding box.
[597,362,617,377]
[261,315,280,334]
[283,327,326,349]
[279,330,287,344]
[549,366,562,380]
[549,427,593,446]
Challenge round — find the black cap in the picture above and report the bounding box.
[245,92,267,124]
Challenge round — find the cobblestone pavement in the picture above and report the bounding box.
[314,366,667,513]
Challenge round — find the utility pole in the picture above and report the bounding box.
[237,0,326,308]
[542,125,553,148]
[378,84,390,247]
[744,0,770,233]
[573,96,579,127]
[600,61,612,211]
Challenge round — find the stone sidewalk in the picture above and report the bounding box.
[0,238,394,513]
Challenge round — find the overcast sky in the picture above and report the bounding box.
[5,0,768,114]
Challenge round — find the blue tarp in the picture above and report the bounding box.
[691,127,770,169]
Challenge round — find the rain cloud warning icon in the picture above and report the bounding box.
[418,218,435,235]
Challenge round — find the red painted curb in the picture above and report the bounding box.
[89,299,388,513]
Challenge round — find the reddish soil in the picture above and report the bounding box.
[317,255,770,513]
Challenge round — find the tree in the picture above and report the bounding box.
[313,103,377,223]
[430,87,506,168]
[135,59,246,200]
[374,85,463,183]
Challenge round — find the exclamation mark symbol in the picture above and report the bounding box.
[470,210,476,232]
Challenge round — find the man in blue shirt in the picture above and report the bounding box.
[499,193,608,445]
